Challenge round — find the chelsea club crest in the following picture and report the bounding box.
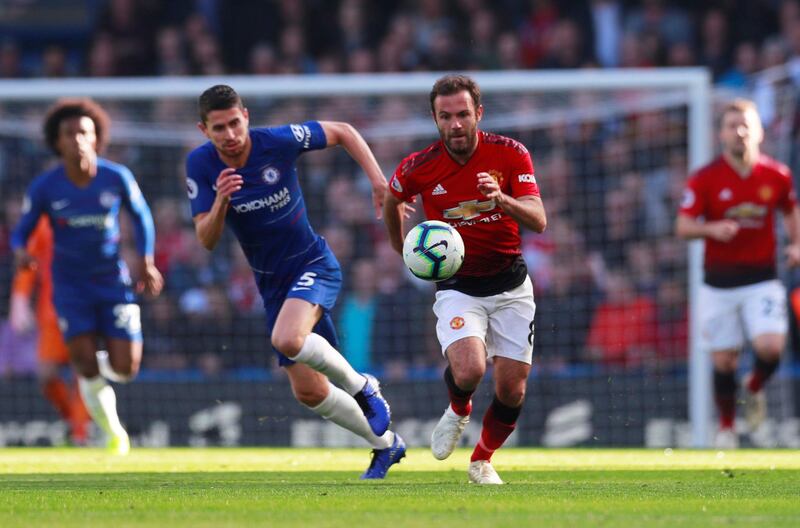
[262,166,280,185]
[99,191,118,208]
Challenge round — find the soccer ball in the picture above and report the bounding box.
[402,220,465,281]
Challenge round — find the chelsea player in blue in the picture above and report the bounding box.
[186,85,404,478]
[11,98,163,454]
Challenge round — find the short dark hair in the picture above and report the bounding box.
[198,84,243,122]
[42,98,110,156]
[429,74,481,114]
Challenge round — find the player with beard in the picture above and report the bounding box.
[677,98,800,448]
[383,74,546,484]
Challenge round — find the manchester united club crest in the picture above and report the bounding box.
[758,185,773,201]
[487,170,504,187]
[450,316,465,330]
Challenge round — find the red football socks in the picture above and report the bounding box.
[470,397,521,462]
[444,366,473,417]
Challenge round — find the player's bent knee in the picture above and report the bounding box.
[753,334,784,360]
[293,386,327,407]
[496,386,526,408]
[711,350,738,372]
[452,366,483,390]
[712,360,737,373]
[756,347,783,363]
[271,334,304,358]
[112,359,138,378]
[72,359,100,379]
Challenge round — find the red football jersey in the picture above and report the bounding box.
[389,130,540,276]
[679,154,796,279]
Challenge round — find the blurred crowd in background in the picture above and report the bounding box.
[0,0,798,85]
[1,0,800,380]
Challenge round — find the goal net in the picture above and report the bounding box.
[0,69,783,449]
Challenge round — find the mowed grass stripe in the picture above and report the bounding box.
[1,447,800,473]
[0,449,798,528]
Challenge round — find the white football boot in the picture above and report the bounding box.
[431,406,469,460]
[741,375,767,433]
[714,428,739,450]
[468,460,504,485]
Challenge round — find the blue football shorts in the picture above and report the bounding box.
[262,251,343,367]
[52,273,141,342]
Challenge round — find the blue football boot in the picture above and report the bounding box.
[354,374,391,436]
[360,433,407,479]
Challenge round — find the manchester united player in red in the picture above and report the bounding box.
[677,98,800,449]
[383,74,546,484]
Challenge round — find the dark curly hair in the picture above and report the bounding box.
[42,98,110,156]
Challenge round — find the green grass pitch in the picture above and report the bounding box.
[1,448,799,527]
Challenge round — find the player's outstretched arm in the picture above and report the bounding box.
[193,167,242,250]
[319,121,387,219]
[383,191,406,255]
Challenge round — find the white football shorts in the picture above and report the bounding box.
[432,275,536,364]
[699,279,788,352]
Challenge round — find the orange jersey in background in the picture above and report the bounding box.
[11,216,70,362]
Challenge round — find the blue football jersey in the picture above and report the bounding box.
[185,122,331,294]
[11,158,156,281]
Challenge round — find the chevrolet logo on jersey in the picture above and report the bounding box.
[726,202,767,219]
[443,199,496,220]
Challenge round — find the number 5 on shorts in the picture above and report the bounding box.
[292,272,317,291]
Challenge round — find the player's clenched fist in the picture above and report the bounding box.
[139,260,164,296]
[215,167,243,204]
[706,219,740,242]
[477,171,502,201]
